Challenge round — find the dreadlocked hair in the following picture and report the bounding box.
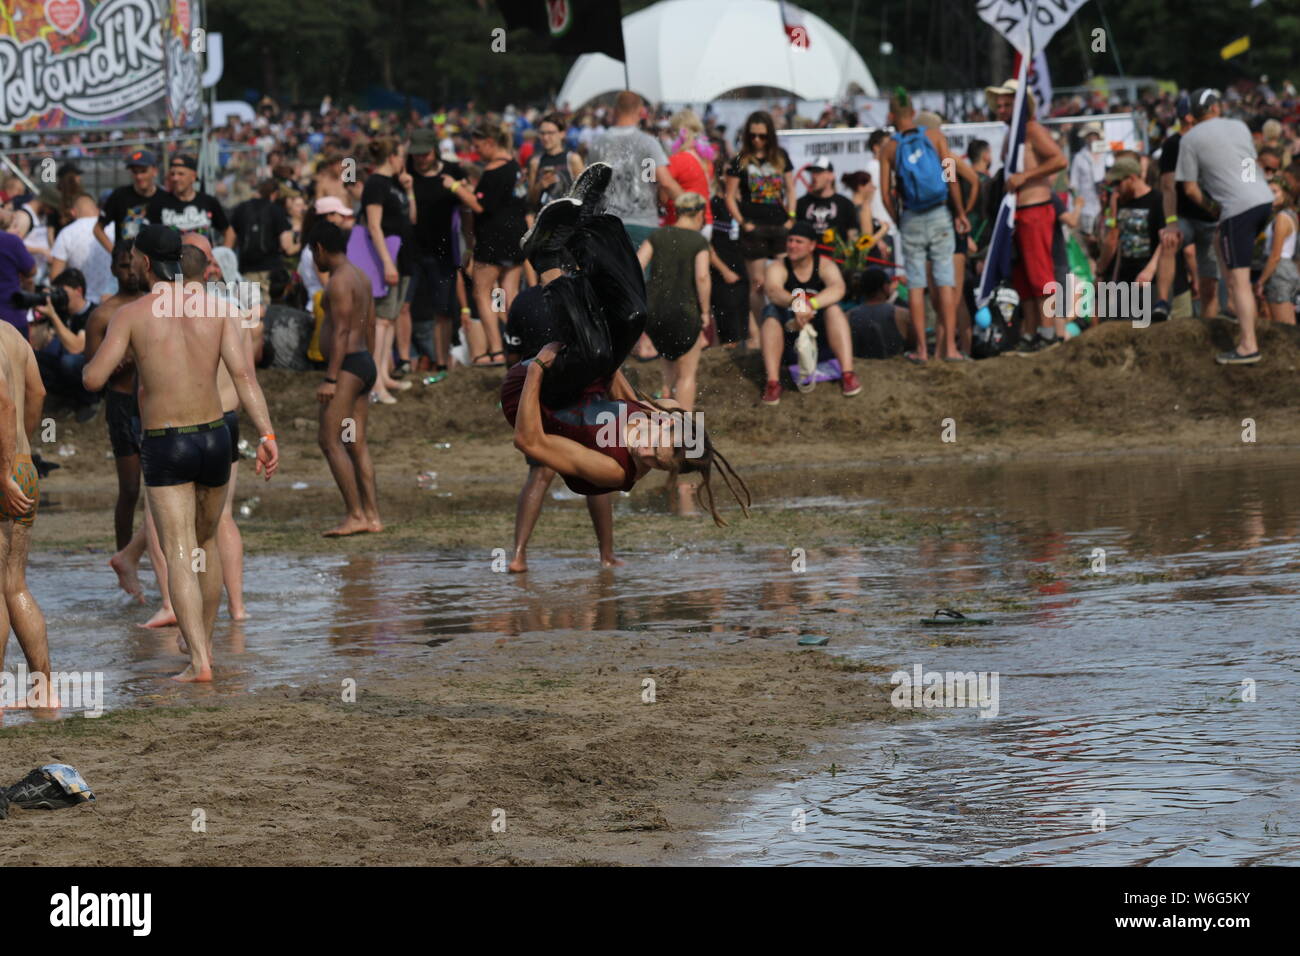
[636,393,753,527]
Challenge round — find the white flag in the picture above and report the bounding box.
[1027,51,1052,119]
[977,0,1092,55]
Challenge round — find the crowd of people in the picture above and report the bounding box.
[0,77,1298,690]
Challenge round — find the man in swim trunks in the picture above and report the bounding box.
[181,233,261,619]
[83,225,279,682]
[310,221,381,537]
[85,244,148,601]
[0,317,52,705]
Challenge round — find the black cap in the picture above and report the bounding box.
[57,162,81,178]
[133,224,183,281]
[1174,93,1192,119]
[1190,88,1220,119]
[169,153,198,171]
[789,220,820,242]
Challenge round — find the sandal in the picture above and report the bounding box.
[471,352,504,367]
[920,608,993,626]
[905,352,929,365]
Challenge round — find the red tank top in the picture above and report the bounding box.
[501,363,650,496]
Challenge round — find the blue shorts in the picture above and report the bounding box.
[899,205,955,289]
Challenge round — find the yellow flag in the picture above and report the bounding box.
[1220,36,1250,60]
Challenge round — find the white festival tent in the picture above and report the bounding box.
[556,0,879,108]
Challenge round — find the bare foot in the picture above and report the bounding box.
[362,518,384,534]
[600,555,626,568]
[171,663,213,683]
[228,604,248,621]
[323,516,372,537]
[109,552,145,603]
[142,605,178,628]
[508,555,528,573]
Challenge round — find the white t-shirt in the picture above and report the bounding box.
[300,245,324,300]
[50,216,116,304]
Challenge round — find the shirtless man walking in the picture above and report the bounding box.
[0,319,51,705]
[311,221,381,537]
[84,245,148,599]
[987,79,1067,353]
[83,225,278,682]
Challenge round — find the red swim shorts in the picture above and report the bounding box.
[1011,201,1058,302]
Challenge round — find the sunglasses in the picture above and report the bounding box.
[1262,164,1280,173]
[749,132,769,140]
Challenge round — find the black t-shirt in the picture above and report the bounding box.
[100,184,161,249]
[408,158,466,261]
[1114,189,1164,283]
[726,148,793,225]
[797,192,856,239]
[1159,133,1216,223]
[473,160,528,256]
[230,197,292,273]
[361,172,414,273]
[146,190,229,246]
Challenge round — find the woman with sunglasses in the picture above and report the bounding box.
[725,111,796,348]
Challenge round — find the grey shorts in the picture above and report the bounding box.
[1175,217,1221,281]
[375,275,412,321]
[1264,257,1300,305]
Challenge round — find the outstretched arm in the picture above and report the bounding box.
[513,352,625,489]
[220,313,278,479]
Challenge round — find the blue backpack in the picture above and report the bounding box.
[892,128,948,212]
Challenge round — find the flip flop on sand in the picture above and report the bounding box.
[921,608,994,626]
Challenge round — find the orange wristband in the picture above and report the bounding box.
[259,433,276,444]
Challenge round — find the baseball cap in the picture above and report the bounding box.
[789,220,819,242]
[1079,121,1103,139]
[1104,156,1143,183]
[409,128,438,154]
[808,157,835,172]
[133,224,183,281]
[1174,93,1193,119]
[169,153,198,171]
[313,196,355,218]
[125,148,157,168]
[1190,88,1220,118]
[57,162,82,177]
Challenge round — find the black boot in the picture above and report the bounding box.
[568,161,612,221]
[521,197,582,273]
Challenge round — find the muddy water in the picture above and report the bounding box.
[6,450,1300,866]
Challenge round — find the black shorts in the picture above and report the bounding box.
[105,390,141,459]
[140,419,233,488]
[740,222,789,260]
[645,309,702,361]
[410,254,457,320]
[340,350,377,391]
[1218,203,1273,271]
[222,410,241,464]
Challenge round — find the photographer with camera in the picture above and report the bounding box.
[28,270,98,423]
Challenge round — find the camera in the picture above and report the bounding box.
[11,285,69,313]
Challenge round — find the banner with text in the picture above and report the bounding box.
[0,0,204,131]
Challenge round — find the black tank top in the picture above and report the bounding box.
[535,151,574,207]
[783,252,825,297]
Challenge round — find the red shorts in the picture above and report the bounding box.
[1011,201,1057,301]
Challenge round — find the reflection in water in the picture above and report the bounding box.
[6,451,1300,864]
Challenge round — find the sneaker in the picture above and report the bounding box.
[841,370,862,397]
[1152,299,1170,323]
[1017,334,1060,355]
[761,380,782,405]
[1014,334,1037,354]
[794,323,818,391]
[1215,349,1261,365]
[520,196,582,269]
[392,360,411,379]
[74,400,101,424]
[568,161,613,220]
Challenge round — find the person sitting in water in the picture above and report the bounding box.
[500,165,750,526]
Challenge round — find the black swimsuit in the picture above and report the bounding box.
[140,419,233,488]
[339,350,377,391]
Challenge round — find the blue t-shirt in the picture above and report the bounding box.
[0,231,36,335]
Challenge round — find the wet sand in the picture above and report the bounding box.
[6,318,1300,864]
[0,640,895,865]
